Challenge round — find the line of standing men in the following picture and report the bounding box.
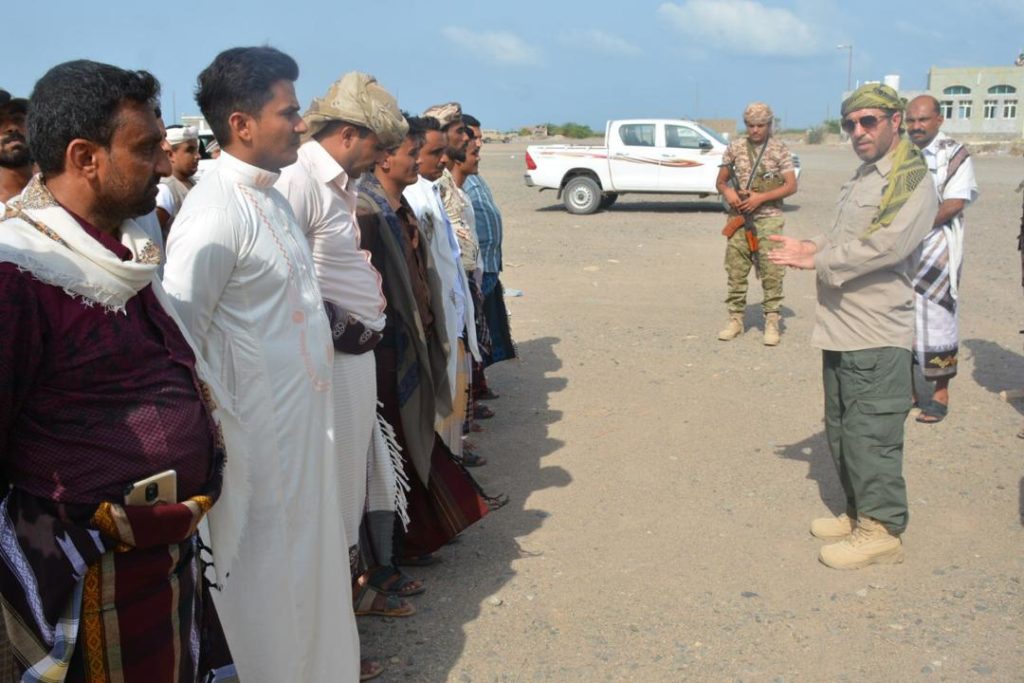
[0,45,515,682]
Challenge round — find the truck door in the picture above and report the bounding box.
[607,122,660,191]
[657,123,722,192]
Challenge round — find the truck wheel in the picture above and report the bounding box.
[563,176,602,215]
[599,193,618,210]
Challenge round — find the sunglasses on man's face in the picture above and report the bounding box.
[841,114,890,133]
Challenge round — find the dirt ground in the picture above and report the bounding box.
[359,141,1024,682]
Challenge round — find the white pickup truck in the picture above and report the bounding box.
[523,118,798,215]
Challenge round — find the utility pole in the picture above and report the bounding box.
[836,44,853,93]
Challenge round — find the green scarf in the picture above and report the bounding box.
[863,137,928,238]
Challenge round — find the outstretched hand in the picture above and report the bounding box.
[766,235,816,270]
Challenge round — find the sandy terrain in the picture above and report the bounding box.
[359,141,1024,682]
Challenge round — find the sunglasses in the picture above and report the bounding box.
[841,114,891,133]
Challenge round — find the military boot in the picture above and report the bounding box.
[810,512,855,540]
[763,312,781,346]
[717,313,744,341]
[819,516,904,569]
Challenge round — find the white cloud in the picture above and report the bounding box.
[658,0,819,57]
[441,26,542,66]
[559,29,642,57]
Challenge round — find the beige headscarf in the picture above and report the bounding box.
[743,102,773,125]
[304,72,408,148]
[422,102,462,129]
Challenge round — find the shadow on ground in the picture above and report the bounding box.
[359,336,570,681]
[962,338,1024,416]
[774,431,846,515]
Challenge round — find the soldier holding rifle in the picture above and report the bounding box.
[715,102,798,345]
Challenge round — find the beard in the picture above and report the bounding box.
[95,169,161,224]
[0,133,32,168]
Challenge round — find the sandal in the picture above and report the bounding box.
[915,400,948,424]
[460,450,487,467]
[353,581,416,618]
[360,659,383,681]
[477,387,500,400]
[366,566,425,597]
[473,404,496,420]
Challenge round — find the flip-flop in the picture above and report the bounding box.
[473,404,496,419]
[915,400,948,424]
[366,566,425,597]
[360,659,383,681]
[460,450,488,467]
[477,388,500,400]
[353,582,416,618]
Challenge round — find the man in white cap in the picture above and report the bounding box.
[155,124,200,235]
[275,74,417,681]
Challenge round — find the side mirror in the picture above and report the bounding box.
[698,139,713,151]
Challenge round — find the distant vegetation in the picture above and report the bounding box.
[517,122,599,139]
[807,118,842,144]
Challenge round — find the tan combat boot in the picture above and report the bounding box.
[810,512,855,540]
[763,312,781,346]
[818,516,904,569]
[717,313,744,341]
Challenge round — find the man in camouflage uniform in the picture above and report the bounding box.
[715,102,798,345]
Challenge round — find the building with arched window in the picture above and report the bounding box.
[926,65,1024,138]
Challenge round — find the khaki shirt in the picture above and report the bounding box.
[721,136,794,218]
[810,147,937,351]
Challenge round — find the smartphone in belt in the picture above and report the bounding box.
[123,469,177,506]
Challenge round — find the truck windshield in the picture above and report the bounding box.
[694,123,728,146]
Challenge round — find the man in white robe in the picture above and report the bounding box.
[905,95,979,424]
[162,46,359,682]
[276,73,420,648]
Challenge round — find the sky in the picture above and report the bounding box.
[5,0,1024,131]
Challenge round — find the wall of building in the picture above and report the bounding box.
[926,66,1024,139]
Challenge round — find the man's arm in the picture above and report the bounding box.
[162,207,238,340]
[0,266,45,463]
[766,234,818,269]
[716,165,742,211]
[934,198,966,228]
[737,170,798,214]
[814,176,939,288]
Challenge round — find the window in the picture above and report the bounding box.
[984,99,998,118]
[618,124,655,147]
[665,125,706,149]
[957,100,972,119]
[1005,99,1018,118]
[943,85,971,95]
[988,84,1017,94]
[939,100,954,119]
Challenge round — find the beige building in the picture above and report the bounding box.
[925,65,1024,139]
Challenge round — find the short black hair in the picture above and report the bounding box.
[462,114,481,128]
[312,119,371,143]
[420,116,442,132]
[195,46,299,146]
[28,60,160,175]
[405,114,431,144]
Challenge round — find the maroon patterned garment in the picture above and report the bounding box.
[0,215,215,503]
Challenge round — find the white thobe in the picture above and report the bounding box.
[163,151,359,683]
[276,141,386,548]
[405,176,480,397]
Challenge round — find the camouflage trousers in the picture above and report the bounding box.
[724,215,785,315]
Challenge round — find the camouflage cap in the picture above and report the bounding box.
[422,102,462,129]
[841,83,904,117]
[743,102,773,125]
[304,72,408,148]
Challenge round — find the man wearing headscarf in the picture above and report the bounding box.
[715,102,797,345]
[768,84,937,569]
[155,124,200,235]
[275,73,416,680]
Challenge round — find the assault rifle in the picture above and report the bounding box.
[720,137,770,279]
